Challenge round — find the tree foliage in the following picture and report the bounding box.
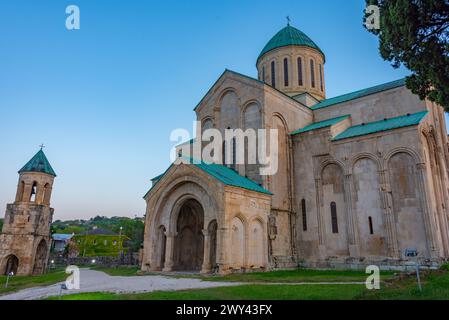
[52,216,144,253]
[366,0,449,110]
[0,218,3,232]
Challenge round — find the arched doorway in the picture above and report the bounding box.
[33,240,48,275]
[3,255,19,275]
[173,199,204,271]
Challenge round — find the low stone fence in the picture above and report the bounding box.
[49,253,140,268]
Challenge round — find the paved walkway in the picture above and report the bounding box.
[0,269,241,300]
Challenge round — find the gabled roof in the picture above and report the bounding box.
[292,92,320,103]
[333,111,428,141]
[18,149,57,177]
[258,25,324,63]
[290,115,350,136]
[311,78,406,110]
[194,69,308,112]
[145,158,272,198]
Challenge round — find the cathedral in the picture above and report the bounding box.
[141,24,449,274]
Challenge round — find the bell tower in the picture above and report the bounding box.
[0,148,57,276]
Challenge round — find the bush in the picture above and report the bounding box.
[440,263,449,271]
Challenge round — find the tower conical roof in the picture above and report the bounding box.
[18,149,57,177]
[258,25,324,62]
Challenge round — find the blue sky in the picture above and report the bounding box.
[0,0,447,220]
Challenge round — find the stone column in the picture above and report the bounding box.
[201,229,212,274]
[416,163,440,258]
[162,232,177,272]
[22,183,33,202]
[315,178,326,258]
[379,169,400,258]
[217,227,230,274]
[43,186,53,206]
[344,173,359,257]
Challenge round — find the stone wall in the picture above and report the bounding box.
[50,252,140,268]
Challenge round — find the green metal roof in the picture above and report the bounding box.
[290,115,350,136]
[258,25,324,63]
[151,173,164,181]
[333,111,428,141]
[145,158,272,197]
[311,78,406,110]
[18,149,57,177]
[193,160,272,195]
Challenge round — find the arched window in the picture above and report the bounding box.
[330,202,338,233]
[222,140,226,165]
[283,58,289,87]
[368,216,374,235]
[301,199,307,231]
[231,137,237,171]
[297,57,303,86]
[271,61,276,88]
[310,59,315,88]
[223,127,232,167]
[30,182,37,202]
[319,64,323,91]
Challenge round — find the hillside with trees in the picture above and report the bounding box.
[52,216,145,253]
[0,218,3,231]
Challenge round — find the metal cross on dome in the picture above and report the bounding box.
[286,16,291,26]
[39,144,45,150]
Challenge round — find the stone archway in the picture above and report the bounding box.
[3,255,19,275]
[173,199,205,271]
[33,240,48,275]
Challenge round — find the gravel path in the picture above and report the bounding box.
[0,269,241,300]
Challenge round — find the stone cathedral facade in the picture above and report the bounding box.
[0,150,56,276]
[141,24,449,274]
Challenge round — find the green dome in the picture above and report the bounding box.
[257,25,324,63]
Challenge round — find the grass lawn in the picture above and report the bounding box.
[200,269,395,283]
[49,284,366,300]
[0,269,66,296]
[359,270,449,300]
[48,269,449,300]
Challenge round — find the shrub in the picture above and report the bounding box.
[440,263,449,271]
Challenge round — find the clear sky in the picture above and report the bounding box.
[0,0,447,221]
